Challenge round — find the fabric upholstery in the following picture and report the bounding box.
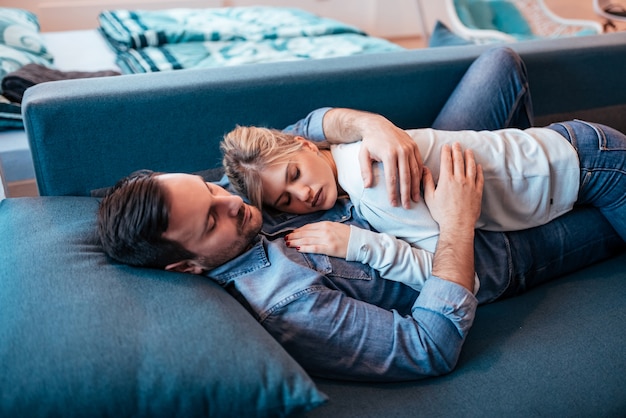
[12,30,626,417]
[306,252,626,417]
[0,197,326,418]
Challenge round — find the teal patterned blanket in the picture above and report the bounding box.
[98,7,403,74]
[0,7,54,130]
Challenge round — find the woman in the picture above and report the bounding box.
[221,115,626,289]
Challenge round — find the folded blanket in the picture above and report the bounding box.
[1,63,121,103]
[113,33,403,74]
[99,7,365,51]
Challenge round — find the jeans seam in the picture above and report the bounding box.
[505,83,531,128]
[574,119,607,150]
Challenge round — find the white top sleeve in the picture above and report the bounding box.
[346,225,479,294]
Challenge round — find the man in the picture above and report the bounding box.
[100,141,489,381]
[97,48,624,381]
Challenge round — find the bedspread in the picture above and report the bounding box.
[114,33,403,73]
[98,7,403,74]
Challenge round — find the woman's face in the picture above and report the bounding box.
[258,140,338,214]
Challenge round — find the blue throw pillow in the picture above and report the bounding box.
[0,197,327,417]
[429,21,474,47]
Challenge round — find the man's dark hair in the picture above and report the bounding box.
[97,170,197,268]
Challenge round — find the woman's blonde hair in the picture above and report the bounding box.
[221,126,306,209]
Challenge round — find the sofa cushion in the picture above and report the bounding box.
[306,250,626,417]
[0,197,327,417]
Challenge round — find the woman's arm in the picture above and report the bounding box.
[285,221,433,290]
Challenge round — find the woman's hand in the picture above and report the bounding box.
[285,221,351,258]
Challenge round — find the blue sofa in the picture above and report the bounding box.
[1,32,625,417]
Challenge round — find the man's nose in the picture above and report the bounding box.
[214,194,244,217]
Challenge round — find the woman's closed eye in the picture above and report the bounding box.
[287,164,300,182]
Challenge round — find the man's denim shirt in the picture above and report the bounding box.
[206,108,478,381]
[208,197,477,381]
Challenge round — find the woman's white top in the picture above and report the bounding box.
[337,127,580,291]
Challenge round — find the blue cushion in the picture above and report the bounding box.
[466,1,497,30]
[454,1,532,37]
[454,0,481,29]
[0,197,327,417]
[490,1,532,35]
[429,21,474,47]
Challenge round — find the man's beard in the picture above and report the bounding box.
[200,205,262,270]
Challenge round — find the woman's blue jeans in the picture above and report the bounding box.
[432,46,625,304]
[432,46,534,131]
[548,120,626,241]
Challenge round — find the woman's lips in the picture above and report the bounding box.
[312,188,322,208]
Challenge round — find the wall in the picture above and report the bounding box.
[2,0,221,31]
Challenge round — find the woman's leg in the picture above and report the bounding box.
[432,46,534,131]
[475,206,624,304]
[548,120,626,241]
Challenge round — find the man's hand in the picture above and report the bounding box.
[359,125,423,209]
[323,108,423,209]
[285,221,350,258]
[423,143,483,292]
[423,143,483,229]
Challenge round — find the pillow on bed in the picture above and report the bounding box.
[0,8,53,82]
[0,197,327,417]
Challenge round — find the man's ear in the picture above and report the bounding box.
[295,136,319,152]
[165,259,205,275]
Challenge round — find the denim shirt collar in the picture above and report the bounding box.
[262,198,360,237]
[206,236,270,284]
[206,198,368,284]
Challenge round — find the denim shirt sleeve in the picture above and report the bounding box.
[282,107,332,141]
[262,276,477,381]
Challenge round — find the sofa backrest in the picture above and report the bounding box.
[23,32,626,196]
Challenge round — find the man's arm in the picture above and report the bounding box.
[285,107,423,208]
[268,144,483,380]
[423,143,483,291]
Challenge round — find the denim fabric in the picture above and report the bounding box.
[503,207,623,299]
[208,200,477,381]
[431,46,534,131]
[548,120,626,241]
